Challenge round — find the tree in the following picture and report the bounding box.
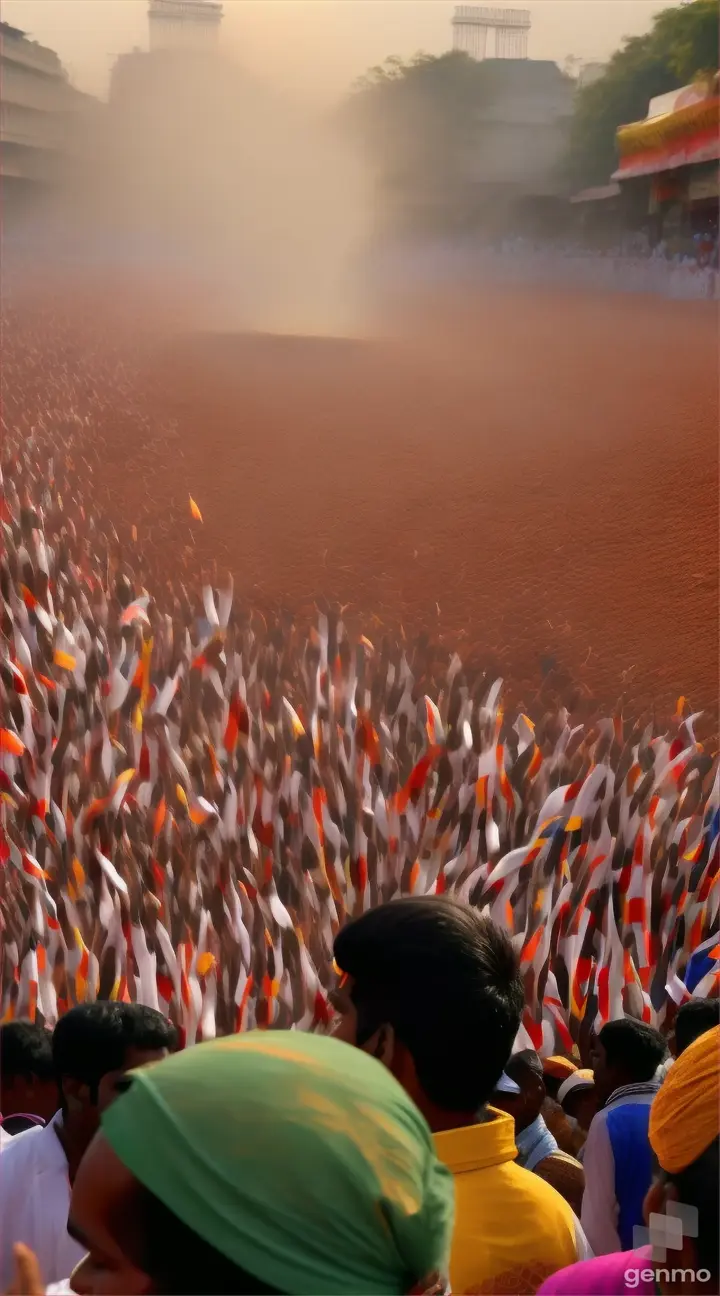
[566,0,719,188]
[347,50,491,168]
[341,51,495,230]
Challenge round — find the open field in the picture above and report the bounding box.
[8,279,718,728]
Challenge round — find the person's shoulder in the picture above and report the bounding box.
[505,1160,578,1221]
[536,1151,584,1182]
[535,1153,585,1214]
[0,1122,44,1200]
[0,1120,45,1159]
[0,1116,59,1180]
[545,1150,583,1171]
[584,1104,610,1139]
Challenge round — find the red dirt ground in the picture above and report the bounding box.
[20,279,720,728]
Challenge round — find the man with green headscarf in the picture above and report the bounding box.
[55,1031,454,1296]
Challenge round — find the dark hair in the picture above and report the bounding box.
[333,898,524,1112]
[506,1049,544,1083]
[598,1018,667,1083]
[53,1003,177,1102]
[675,999,720,1056]
[0,1020,54,1081]
[130,1183,282,1295]
[669,1137,719,1278]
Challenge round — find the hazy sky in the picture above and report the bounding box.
[4,0,672,100]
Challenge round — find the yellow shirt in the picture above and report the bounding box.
[434,1108,584,1295]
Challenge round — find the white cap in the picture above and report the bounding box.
[557,1070,595,1106]
[495,1071,522,1095]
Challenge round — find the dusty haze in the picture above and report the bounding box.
[5,0,671,101]
[24,52,372,338]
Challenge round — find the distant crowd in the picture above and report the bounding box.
[0,302,718,1294]
[374,234,720,301]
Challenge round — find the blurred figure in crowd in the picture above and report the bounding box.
[557,1069,597,1147]
[541,1060,585,1157]
[542,1057,578,1102]
[0,1004,175,1289]
[494,1052,585,1215]
[539,1025,719,1295]
[541,1096,587,1160]
[333,898,590,1294]
[0,1021,57,1134]
[673,998,720,1056]
[60,1031,453,1295]
[581,1019,668,1254]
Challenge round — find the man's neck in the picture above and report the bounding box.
[424,1103,489,1134]
[53,1115,87,1184]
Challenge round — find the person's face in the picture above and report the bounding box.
[643,1176,702,1296]
[96,1048,169,1114]
[492,1090,524,1128]
[63,1047,169,1148]
[327,974,359,1046]
[574,1088,598,1131]
[563,1086,598,1131]
[589,1037,615,1107]
[1,1074,59,1123]
[327,973,415,1101]
[494,1071,544,1133]
[665,1002,679,1057]
[69,1133,153,1295]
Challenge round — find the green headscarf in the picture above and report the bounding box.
[101,1030,454,1295]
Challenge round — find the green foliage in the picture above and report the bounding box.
[566,0,719,188]
[342,50,575,231]
[345,51,491,193]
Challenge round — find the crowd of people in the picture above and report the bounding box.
[489,238,720,302]
[0,304,718,1294]
[0,928,718,1295]
[376,236,720,302]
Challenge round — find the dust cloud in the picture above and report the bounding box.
[35,51,373,338]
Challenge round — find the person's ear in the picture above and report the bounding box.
[528,1074,545,1118]
[645,1180,699,1273]
[61,1076,93,1113]
[361,1023,395,1069]
[644,1176,665,1224]
[97,1069,124,1113]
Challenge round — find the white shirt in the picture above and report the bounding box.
[0,1111,85,1289]
[580,1082,658,1256]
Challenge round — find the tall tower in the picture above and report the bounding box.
[452,7,531,60]
[148,0,223,53]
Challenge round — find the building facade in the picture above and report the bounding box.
[612,76,719,246]
[148,0,223,53]
[1,20,93,203]
[452,7,531,61]
[457,59,575,233]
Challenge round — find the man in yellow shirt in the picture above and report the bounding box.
[332,898,589,1295]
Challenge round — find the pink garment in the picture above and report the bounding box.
[538,1247,655,1295]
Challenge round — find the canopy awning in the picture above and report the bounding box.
[570,183,621,204]
[613,87,720,181]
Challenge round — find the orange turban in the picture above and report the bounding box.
[543,1056,577,1082]
[650,1025,720,1174]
